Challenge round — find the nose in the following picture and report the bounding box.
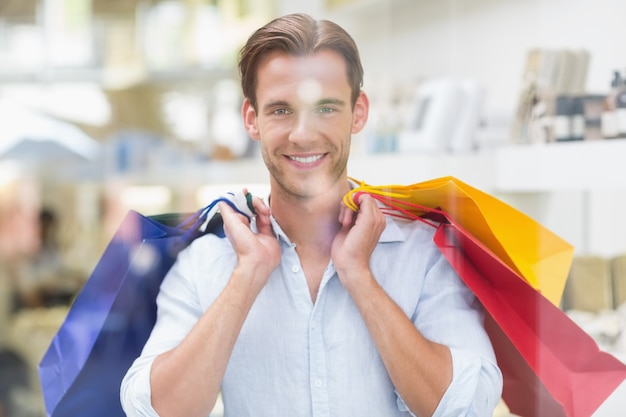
[288,112,315,145]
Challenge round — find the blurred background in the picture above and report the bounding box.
[1,0,626,416]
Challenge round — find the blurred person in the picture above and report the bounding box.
[0,180,40,264]
[0,180,40,338]
[34,209,59,267]
[121,13,502,417]
[10,207,75,311]
[13,208,59,309]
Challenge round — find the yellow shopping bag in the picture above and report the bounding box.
[344,176,574,306]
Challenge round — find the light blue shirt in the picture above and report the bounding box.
[121,213,502,417]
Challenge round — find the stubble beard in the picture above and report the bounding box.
[261,141,350,201]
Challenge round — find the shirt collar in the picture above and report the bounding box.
[252,193,406,246]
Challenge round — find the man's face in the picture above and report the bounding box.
[242,50,368,200]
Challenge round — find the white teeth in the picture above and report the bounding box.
[289,154,323,163]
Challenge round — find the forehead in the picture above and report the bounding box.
[255,50,351,103]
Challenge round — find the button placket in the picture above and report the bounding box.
[308,290,330,417]
[281,244,313,312]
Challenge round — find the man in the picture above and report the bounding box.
[121,13,502,417]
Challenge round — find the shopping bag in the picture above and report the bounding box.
[38,192,253,417]
[344,183,626,416]
[434,220,626,417]
[344,176,574,306]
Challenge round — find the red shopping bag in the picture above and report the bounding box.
[434,220,626,417]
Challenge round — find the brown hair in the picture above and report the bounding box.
[238,13,364,110]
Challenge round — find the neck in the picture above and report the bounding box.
[269,182,350,252]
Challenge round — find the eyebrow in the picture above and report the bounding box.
[262,100,290,113]
[262,98,347,113]
[317,98,346,107]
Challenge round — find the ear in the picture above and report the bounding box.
[242,98,260,140]
[351,91,369,134]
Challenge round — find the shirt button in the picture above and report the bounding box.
[314,379,322,388]
[292,265,300,273]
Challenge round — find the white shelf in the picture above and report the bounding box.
[348,139,626,193]
[495,139,626,192]
[112,139,626,195]
[347,151,496,190]
[126,158,270,187]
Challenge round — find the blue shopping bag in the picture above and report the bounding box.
[38,193,253,417]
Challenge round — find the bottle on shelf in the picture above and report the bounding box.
[601,71,621,139]
[553,95,572,141]
[616,69,626,138]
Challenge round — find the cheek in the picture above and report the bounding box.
[260,116,301,140]
[340,118,358,140]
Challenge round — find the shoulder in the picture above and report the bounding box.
[162,231,237,310]
[382,215,441,246]
[175,231,236,273]
[377,216,449,273]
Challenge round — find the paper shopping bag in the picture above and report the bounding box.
[38,193,251,417]
[345,176,574,306]
[434,221,626,417]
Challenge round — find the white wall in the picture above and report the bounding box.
[327,0,626,115]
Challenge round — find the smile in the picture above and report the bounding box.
[288,154,325,164]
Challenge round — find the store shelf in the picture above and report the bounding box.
[349,139,626,193]
[116,157,270,188]
[495,139,626,192]
[100,138,626,196]
[347,150,496,190]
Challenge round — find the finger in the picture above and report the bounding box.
[250,193,270,216]
[218,201,250,232]
[356,192,375,209]
[246,194,274,236]
[353,194,386,234]
[338,202,355,228]
[358,194,384,217]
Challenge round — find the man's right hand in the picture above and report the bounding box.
[218,195,280,292]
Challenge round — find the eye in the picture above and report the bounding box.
[273,108,291,115]
[317,107,335,114]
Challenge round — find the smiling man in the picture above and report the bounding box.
[121,13,502,417]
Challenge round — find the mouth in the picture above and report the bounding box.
[287,154,326,164]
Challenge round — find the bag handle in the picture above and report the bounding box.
[344,181,449,228]
[176,190,256,248]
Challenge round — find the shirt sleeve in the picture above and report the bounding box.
[408,247,503,416]
[120,238,208,417]
[432,346,503,416]
[120,353,159,417]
